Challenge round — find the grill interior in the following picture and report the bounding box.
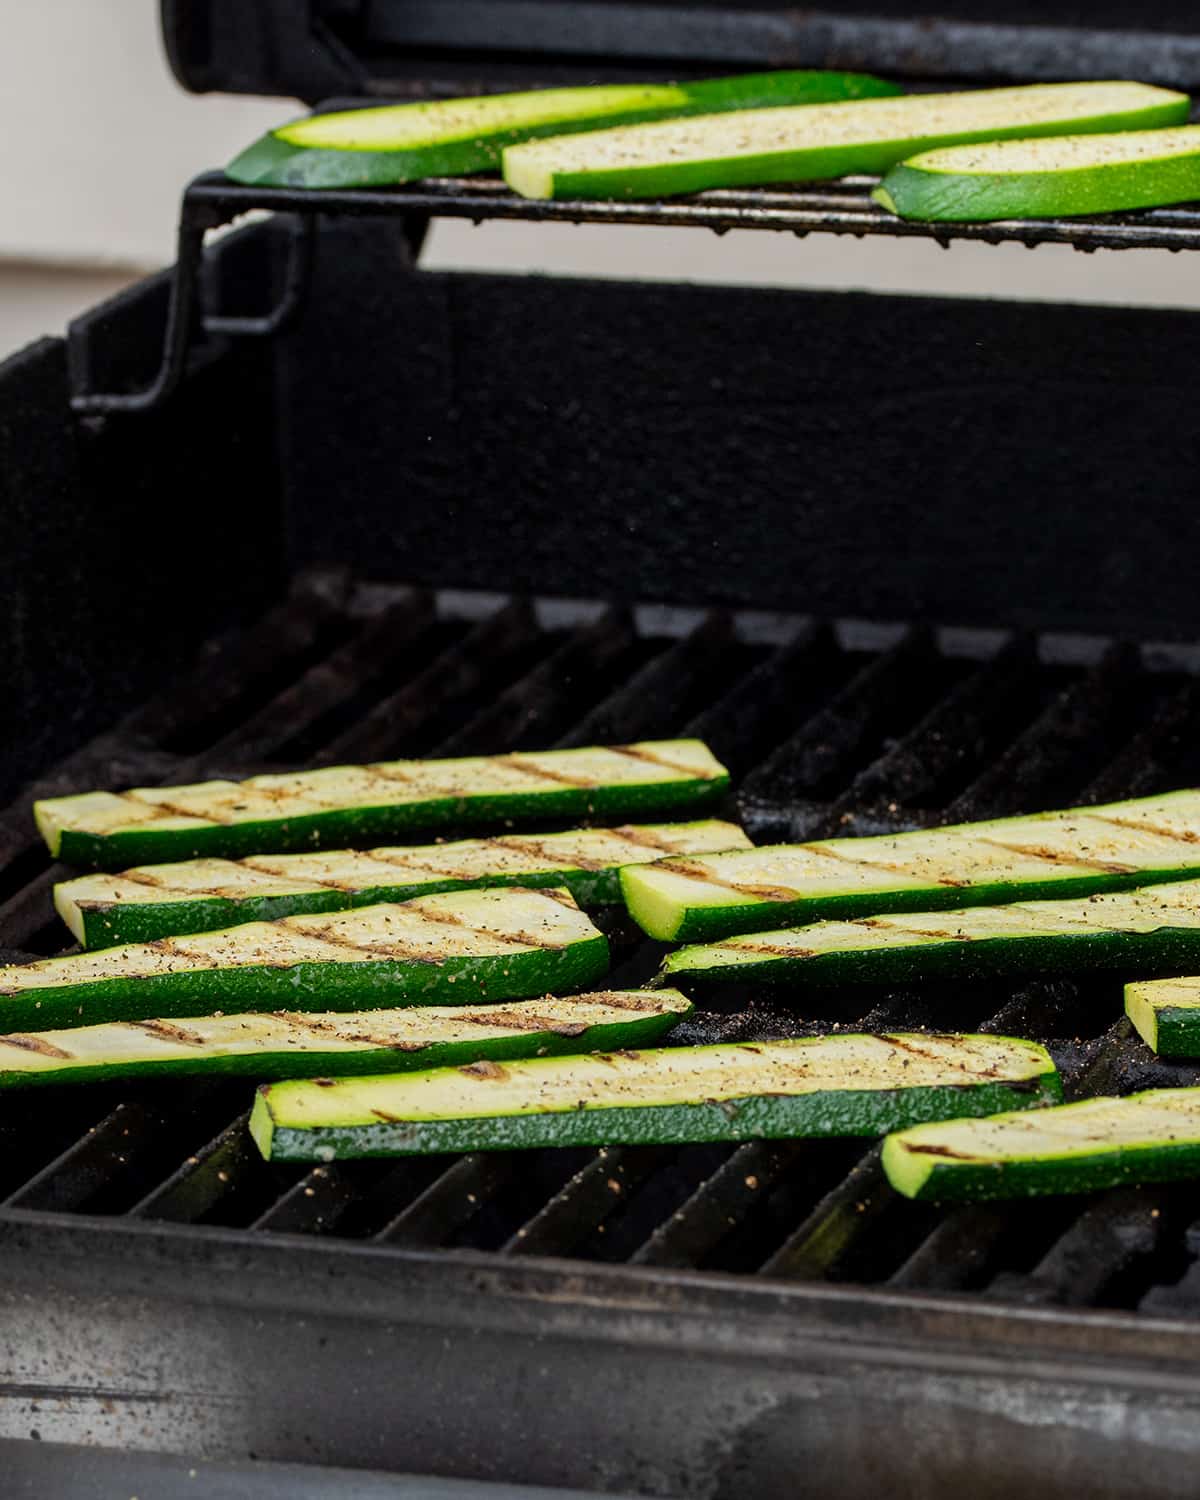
[8,572,1200,1317]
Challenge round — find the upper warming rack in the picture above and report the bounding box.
[69,157,1200,421]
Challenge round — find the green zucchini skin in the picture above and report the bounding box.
[622,790,1200,942]
[0,990,689,1090]
[502,82,1190,201]
[661,880,1200,989]
[36,740,730,871]
[883,1087,1200,1201]
[875,125,1200,223]
[226,71,902,189]
[58,819,750,949]
[0,889,609,1033]
[249,1032,1060,1162]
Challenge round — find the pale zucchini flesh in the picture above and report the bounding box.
[56,819,750,949]
[0,887,608,1033]
[662,878,1200,989]
[249,1031,1060,1161]
[34,739,730,870]
[226,70,902,189]
[875,125,1200,223]
[883,1087,1200,1201]
[0,989,689,1089]
[501,81,1190,201]
[1125,977,1200,1057]
[622,789,1200,942]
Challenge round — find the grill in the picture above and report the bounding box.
[9,3,1200,1495]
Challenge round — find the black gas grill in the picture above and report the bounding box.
[7,3,1200,1495]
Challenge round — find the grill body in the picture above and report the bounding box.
[4,168,1200,1494]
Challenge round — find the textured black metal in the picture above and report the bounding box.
[164,0,1200,98]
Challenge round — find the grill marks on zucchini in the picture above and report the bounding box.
[55,819,750,948]
[248,1032,1060,1161]
[0,888,608,1032]
[875,125,1200,223]
[0,989,690,1088]
[662,878,1200,988]
[622,790,1200,942]
[225,70,902,190]
[34,740,730,869]
[501,81,1189,201]
[883,1088,1200,1201]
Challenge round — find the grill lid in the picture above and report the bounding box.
[162,1,1200,105]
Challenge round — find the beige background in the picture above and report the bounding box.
[4,0,1200,362]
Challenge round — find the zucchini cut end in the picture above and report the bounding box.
[249,1087,276,1158]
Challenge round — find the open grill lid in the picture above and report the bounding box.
[162,1,1200,105]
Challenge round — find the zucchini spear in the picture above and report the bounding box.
[56,819,750,949]
[1125,977,1200,1057]
[622,789,1200,942]
[249,1031,1060,1162]
[662,878,1200,989]
[883,1088,1200,1201]
[875,126,1200,223]
[0,990,689,1090]
[34,739,730,870]
[0,887,608,1033]
[227,71,902,189]
[502,81,1189,201]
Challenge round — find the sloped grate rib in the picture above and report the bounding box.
[4,574,1200,1318]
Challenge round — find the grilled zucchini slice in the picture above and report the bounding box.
[0,887,607,1033]
[662,878,1200,989]
[502,81,1188,201]
[227,70,901,189]
[0,989,688,1089]
[622,790,1200,942]
[56,819,749,949]
[875,126,1200,223]
[1125,977,1200,1057]
[884,1088,1200,1201]
[34,740,729,870]
[249,1031,1060,1162]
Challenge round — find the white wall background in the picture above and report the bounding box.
[3,0,1200,362]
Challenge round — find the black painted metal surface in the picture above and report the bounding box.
[163,1,1200,100]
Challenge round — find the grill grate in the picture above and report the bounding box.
[7,572,1200,1317]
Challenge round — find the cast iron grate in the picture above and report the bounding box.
[6,571,1200,1316]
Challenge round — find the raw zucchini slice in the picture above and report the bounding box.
[662,878,1200,989]
[249,1031,1060,1162]
[0,989,689,1089]
[0,887,608,1033]
[502,81,1189,201]
[34,739,730,870]
[1124,977,1200,1057]
[883,1088,1200,1201]
[622,789,1200,942]
[875,126,1200,223]
[55,819,749,949]
[226,71,902,189]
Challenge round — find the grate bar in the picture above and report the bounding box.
[737,627,936,841]
[373,1153,516,1246]
[251,1165,370,1236]
[199,590,434,769]
[946,642,1141,821]
[630,1139,801,1269]
[319,598,541,762]
[436,606,637,755]
[818,632,1034,830]
[130,1112,260,1224]
[556,611,732,749]
[504,1145,671,1257]
[3,1102,163,1215]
